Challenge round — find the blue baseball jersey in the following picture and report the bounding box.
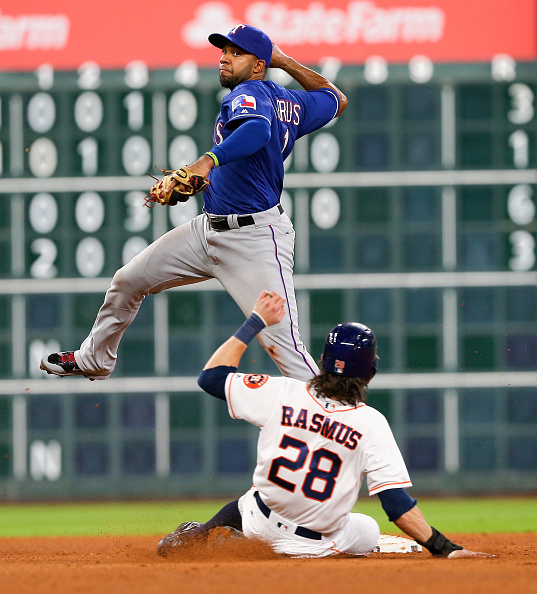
[203,80,340,215]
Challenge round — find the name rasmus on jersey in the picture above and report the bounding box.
[281,406,362,450]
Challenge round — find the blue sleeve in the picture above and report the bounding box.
[296,88,340,138]
[211,118,271,166]
[197,365,237,401]
[377,488,417,522]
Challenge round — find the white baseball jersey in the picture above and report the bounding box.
[226,372,411,535]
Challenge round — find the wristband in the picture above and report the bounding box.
[233,312,266,346]
[418,526,463,556]
[204,152,219,167]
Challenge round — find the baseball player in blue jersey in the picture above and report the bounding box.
[157,290,495,559]
[40,24,347,381]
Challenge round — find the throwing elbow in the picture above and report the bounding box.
[336,93,348,117]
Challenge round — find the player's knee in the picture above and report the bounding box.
[108,262,147,304]
[110,266,133,294]
[361,515,381,551]
[348,513,380,554]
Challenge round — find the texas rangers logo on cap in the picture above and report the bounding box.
[232,94,257,112]
[229,24,247,35]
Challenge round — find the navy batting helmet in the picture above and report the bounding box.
[322,323,379,381]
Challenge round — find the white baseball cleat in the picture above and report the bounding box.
[373,534,422,553]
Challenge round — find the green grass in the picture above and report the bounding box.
[0,501,226,537]
[402,497,537,534]
[0,497,535,537]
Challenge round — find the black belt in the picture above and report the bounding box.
[254,491,322,541]
[206,204,283,231]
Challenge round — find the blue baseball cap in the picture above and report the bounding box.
[209,24,273,67]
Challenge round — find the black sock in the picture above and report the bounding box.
[193,499,242,537]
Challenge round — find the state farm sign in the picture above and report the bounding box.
[0,0,534,70]
[242,2,445,45]
[182,2,446,48]
[0,9,69,51]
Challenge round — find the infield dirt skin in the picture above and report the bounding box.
[1,532,535,594]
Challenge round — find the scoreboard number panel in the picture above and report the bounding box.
[25,191,152,280]
[456,82,536,170]
[0,61,534,362]
[23,89,153,178]
[0,58,536,495]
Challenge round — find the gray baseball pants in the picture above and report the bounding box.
[75,205,319,381]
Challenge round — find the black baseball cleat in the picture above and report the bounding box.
[157,521,202,557]
[40,351,108,381]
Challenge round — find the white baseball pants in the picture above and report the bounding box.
[238,487,380,558]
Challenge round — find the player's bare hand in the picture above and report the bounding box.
[269,44,290,69]
[253,290,285,326]
[447,548,496,559]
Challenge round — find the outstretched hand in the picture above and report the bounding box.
[448,548,496,559]
[253,290,285,327]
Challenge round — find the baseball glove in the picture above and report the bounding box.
[145,166,209,207]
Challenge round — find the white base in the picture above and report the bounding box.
[373,534,423,553]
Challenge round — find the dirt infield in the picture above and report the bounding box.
[1,532,536,594]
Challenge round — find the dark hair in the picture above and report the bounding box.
[307,367,369,407]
